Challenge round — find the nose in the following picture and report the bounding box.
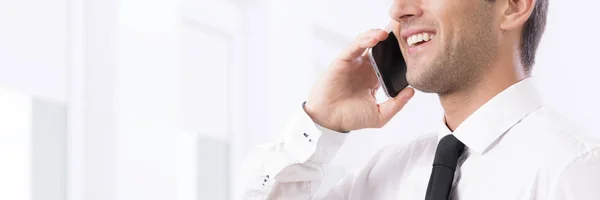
[389,0,424,22]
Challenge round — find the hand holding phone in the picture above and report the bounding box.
[368,31,409,98]
[304,29,415,132]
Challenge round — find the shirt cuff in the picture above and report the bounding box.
[281,102,348,164]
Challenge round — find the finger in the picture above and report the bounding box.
[370,29,389,41]
[360,29,389,42]
[338,29,389,61]
[359,32,391,60]
[374,87,415,128]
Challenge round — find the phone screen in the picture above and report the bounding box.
[369,32,408,98]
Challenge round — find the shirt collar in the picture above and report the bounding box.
[437,77,543,155]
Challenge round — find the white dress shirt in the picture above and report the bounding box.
[238,78,600,200]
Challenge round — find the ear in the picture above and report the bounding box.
[500,0,536,31]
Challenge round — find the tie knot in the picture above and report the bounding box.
[432,134,465,170]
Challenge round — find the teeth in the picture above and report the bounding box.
[406,32,435,47]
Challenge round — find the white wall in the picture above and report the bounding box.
[0,90,67,200]
[0,89,32,200]
[534,1,600,131]
[69,0,119,199]
[0,1,69,200]
[0,0,68,102]
[32,99,67,200]
[114,0,181,199]
[67,0,182,199]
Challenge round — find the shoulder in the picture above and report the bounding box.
[519,106,600,155]
[513,105,600,172]
[550,141,600,198]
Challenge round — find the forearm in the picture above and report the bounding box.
[237,106,347,199]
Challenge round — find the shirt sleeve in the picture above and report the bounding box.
[237,103,348,200]
[550,147,600,200]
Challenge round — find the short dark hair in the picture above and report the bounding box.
[521,0,548,74]
[487,0,549,74]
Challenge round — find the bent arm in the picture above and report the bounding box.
[237,105,348,200]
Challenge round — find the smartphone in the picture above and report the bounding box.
[367,31,408,98]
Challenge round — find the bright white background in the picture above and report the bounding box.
[0,0,598,199]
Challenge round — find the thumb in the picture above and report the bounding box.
[375,87,415,128]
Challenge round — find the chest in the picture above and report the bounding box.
[450,158,541,200]
[360,155,544,200]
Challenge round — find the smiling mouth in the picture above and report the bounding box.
[407,32,435,47]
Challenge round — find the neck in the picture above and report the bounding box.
[440,60,527,131]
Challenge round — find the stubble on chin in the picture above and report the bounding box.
[405,15,495,95]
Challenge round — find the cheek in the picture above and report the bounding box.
[425,0,456,21]
[427,0,479,40]
[425,0,456,42]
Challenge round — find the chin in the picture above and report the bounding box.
[405,72,425,91]
[405,65,426,84]
[405,69,442,94]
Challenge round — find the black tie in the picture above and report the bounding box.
[425,134,465,200]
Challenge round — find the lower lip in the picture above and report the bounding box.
[408,39,433,55]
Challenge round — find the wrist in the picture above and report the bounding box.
[303,102,348,133]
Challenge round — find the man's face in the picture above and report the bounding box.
[390,0,498,94]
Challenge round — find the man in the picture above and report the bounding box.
[239,0,600,199]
